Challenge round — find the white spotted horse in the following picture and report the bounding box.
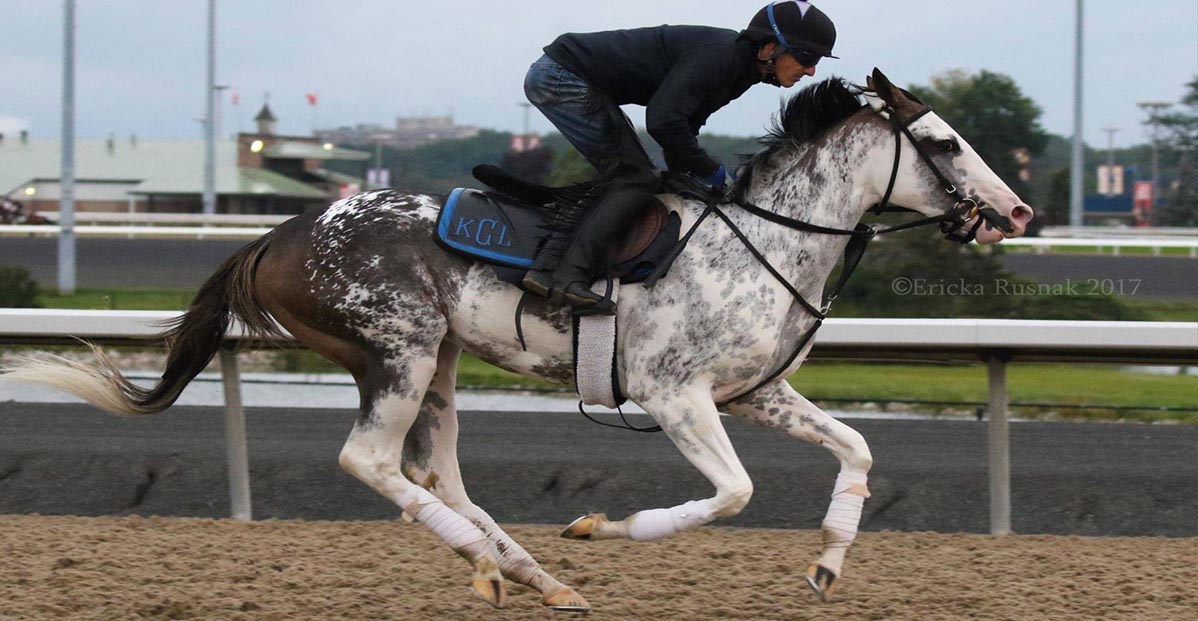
[1,70,1032,611]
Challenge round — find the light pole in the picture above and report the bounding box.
[213,85,230,139]
[1100,126,1119,196]
[1069,0,1085,228]
[202,0,217,215]
[1138,101,1172,205]
[518,102,532,136]
[1101,126,1119,169]
[58,0,76,294]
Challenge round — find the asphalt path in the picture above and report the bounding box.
[1,402,1193,537]
[2,238,1195,298]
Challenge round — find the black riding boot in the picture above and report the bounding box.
[520,229,569,298]
[552,184,654,315]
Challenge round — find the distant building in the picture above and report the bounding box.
[315,115,480,150]
[0,104,374,215]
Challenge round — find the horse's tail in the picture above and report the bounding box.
[1,234,283,416]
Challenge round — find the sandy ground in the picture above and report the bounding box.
[1,515,1194,621]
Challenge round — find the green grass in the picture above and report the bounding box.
[36,288,197,311]
[1124,299,1198,322]
[1003,245,1195,257]
[457,355,558,390]
[789,362,1197,422]
[268,350,560,390]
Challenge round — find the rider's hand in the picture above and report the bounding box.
[698,164,735,191]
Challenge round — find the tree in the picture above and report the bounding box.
[544,148,596,186]
[1041,167,1072,226]
[0,266,39,308]
[908,70,1049,215]
[499,145,555,184]
[1154,76,1198,226]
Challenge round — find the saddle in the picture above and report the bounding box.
[433,165,682,288]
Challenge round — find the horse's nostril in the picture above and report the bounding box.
[1011,204,1034,224]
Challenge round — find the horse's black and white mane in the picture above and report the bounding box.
[730,77,866,202]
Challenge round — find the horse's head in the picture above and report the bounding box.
[863,69,1033,243]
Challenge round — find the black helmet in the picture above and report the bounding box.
[745,1,838,59]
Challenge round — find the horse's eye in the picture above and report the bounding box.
[937,139,957,153]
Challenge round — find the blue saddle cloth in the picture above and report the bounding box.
[434,187,680,285]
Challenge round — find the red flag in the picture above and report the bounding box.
[306,93,318,106]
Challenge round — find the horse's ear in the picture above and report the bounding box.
[870,68,922,116]
[870,68,899,107]
[865,68,894,113]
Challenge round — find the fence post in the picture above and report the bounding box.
[986,355,1012,535]
[220,348,252,521]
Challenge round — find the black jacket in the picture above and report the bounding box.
[544,25,761,176]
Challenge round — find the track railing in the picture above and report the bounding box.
[1,309,1196,532]
[3,223,1198,256]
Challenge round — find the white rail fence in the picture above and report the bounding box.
[34,212,292,227]
[1,310,1196,532]
[23,215,1198,238]
[996,236,1198,257]
[3,222,1197,257]
[1040,226,1198,238]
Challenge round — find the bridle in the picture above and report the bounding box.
[872,105,987,244]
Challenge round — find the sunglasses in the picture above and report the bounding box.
[786,47,822,67]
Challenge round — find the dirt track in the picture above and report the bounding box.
[1,515,1194,621]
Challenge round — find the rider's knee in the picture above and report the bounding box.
[608,165,657,190]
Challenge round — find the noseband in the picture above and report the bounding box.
[873,105,986,244]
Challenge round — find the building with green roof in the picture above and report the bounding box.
[0,106,374,215]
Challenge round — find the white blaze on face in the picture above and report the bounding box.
[905,112,1030,243]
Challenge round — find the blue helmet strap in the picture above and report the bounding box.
[767,2,791,49]
[762,2,798,85]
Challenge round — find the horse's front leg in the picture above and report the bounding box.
[561,385,754,541]
[722,379,873,601]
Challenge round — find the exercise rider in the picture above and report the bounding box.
[520,1,838,315]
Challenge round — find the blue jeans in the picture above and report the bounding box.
[523,54,651,174]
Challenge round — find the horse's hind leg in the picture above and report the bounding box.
[337,334,507,608]
[561,385,754,542]
[722,379,873,602]
[401,341,590,612]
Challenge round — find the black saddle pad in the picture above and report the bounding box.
[434,187,681,285]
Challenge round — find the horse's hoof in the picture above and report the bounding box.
[804,563,837,602]
[560,513,607,540]
[542,585,591,612]
[470,557,506,609]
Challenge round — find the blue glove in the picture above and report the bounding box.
[698,164,734,190]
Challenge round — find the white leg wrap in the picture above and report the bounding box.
[406,490,489,560]
[460,508,540,584]
[626,499,716,542]
[822,471,869,548]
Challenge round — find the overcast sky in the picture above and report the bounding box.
[2,1,1195,149]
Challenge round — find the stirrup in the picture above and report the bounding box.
[521,270,555,298]
[563,282,615,316]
